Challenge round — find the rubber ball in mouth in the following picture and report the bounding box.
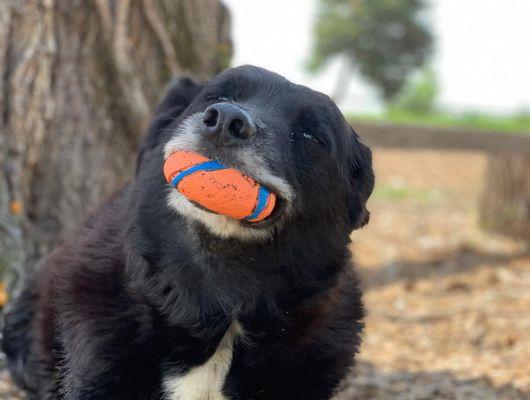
[163,151,276,222]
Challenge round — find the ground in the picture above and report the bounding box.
[1,149,528,399]
[336,149,529,400]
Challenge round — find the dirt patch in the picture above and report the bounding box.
[336,362,528,400]
[339,149,529,399]
[0,369,23,399]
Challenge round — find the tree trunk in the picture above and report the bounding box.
[0,0,231,293]
[479,154,530,243]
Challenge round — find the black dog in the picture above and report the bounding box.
[3,65,374,400]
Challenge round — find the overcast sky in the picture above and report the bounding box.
[222,0,530,115]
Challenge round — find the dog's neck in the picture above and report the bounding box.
[126,209,353,332]
[190,214,352,268]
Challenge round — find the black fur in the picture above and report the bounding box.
[3,66,374,400]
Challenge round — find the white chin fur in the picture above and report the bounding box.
[164,114,204,159]
[166,190,272,241]
[163,113,295,241]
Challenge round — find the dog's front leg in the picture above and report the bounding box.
[60,334,160,400]
[57,291,160,400]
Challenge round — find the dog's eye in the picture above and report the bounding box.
[302,132,326,147]
[206,95,231,102]
[289,131,327,148]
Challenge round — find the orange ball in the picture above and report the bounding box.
[163,151,276,222]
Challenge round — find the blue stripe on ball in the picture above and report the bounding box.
[244,186,270,221]
[170,160,226,188]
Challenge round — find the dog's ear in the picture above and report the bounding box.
[136,77,205,174]
[346,127,374,230]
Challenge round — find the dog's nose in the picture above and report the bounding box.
[202,103,256,140]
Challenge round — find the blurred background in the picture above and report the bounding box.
[0,0,529,398]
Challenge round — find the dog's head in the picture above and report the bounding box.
[133,66,374,243]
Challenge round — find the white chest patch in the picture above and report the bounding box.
[163,321,242,400]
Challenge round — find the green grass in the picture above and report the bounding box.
[349,110,530,135]
[372,184,448,204]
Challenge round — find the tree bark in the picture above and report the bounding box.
[0,0,231,292]
[479,154,530,243]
